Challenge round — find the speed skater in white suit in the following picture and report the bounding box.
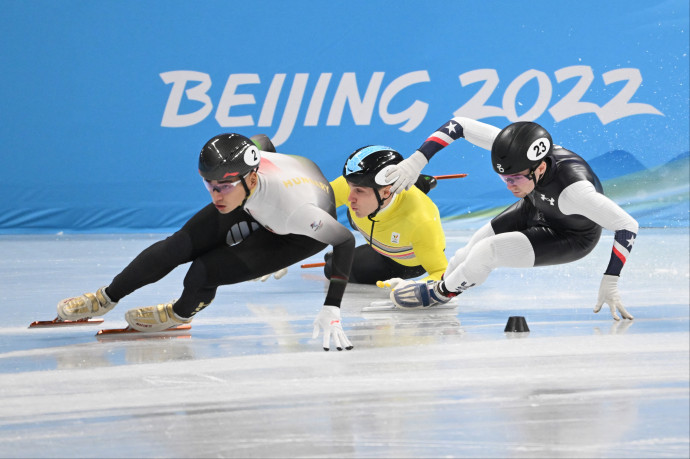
[384,117,638,321]
[55,133,356,350]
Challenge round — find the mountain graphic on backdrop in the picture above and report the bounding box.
[668,150,690,164]
[588,150,647,182]
[449,150,689,227]
[601,150,689,227]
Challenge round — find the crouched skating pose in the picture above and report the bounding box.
[323,145,447,285]
[385,118,638,321]
[57,134,356,350]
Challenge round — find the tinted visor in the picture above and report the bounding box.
[498,172,532,186]
[202,176,245,195]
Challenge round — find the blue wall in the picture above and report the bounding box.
[1,0,688,233]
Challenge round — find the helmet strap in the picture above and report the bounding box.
[239,171,256,207]
[366,217,377,246]
[367,188,386,219]
[365,187,393,247]
[529,161,545,187]
[239,178,251,207]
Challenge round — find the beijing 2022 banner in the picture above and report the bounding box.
[1,0,687,233]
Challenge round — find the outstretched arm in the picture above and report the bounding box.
[416,117,499,161]
[286,205,356,350]
[287,205,355,307]
[386,117,500,194]
[559,181,639,320]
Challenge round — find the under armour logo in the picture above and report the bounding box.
[540,194,555,206]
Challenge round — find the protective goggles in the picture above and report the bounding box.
[498,171,534,186]
[202,175,247,195]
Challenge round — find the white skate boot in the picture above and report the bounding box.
[391,280,454,309]
[57,287,117,321]
[124,301,192,332]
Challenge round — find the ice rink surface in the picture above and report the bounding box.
[0,225,688,458]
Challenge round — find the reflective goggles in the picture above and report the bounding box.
[202,175,246,195]
[498,171,534,186]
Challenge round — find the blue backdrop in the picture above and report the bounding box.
[1,0,688,233]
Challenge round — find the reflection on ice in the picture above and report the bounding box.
[0,227,687,457]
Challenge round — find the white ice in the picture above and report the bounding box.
[0,225,688,458]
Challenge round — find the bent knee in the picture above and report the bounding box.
[469,233,534,269]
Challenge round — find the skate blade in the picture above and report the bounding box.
[29,317,105,328]
[95,323,192,338]
[362,300,458,312]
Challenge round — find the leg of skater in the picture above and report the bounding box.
[124,229,327,331]
[57,204,252,321]
[324,244,426,285]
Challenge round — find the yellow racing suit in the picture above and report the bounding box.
[329,176,447,282]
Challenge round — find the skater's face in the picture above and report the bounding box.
[499,162,546,198]
[204,171,258,213]
[346,182,392,218]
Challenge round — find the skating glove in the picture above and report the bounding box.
[251,267,288,282]
[375,278,404,289]
[594,274,634,321]
[312,305,353,351]
[385,151,428,195]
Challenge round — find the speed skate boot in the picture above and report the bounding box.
[57,287,117,321]
[124,301,192,332]
[391,280,455,309]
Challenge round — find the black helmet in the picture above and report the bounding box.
[343,145,403,188]
[249,134,276,153]
[491,122,552,174]
[199,133,261,181]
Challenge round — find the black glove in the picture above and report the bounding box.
[414,174,437,194]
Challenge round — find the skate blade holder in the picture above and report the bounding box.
[29,317,105,328]
[95,323,191,339]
